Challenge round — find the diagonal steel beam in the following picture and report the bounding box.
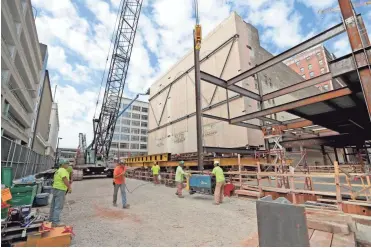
[209,39,236,105]
[158,85,172,125]
[202,114,229,122]
[262,73,333,101]
[230,88,353,124]
[227,22,346,86]
[200,71,261,101]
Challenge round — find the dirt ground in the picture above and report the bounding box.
[41,178,258,247]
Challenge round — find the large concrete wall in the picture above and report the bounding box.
[148,12,320,155]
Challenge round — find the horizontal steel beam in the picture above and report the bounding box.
[202,114,229,122]
[200,71,261,101]
[203,146,255,155]
[231,122,261,130]
[227,22,346,86]
[230,88,353,124]
[148,95,242,133]
[257,116,282,124]
[262,73,333,101]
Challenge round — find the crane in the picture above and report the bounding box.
[318,0,371,14]
[77,0,202,175]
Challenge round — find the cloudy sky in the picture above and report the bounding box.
[31,0,371,148]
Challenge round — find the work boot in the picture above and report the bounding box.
[113,203,117,207]
[123,204,130,209]
[175,192,178,196]
[213,202,220,205]
[178,195,184,198]
[52,222,65,227]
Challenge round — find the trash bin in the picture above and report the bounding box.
[34,193,50,206]
[1,167,13,188]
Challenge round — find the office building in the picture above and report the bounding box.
[110,98,149,158]
[1,0,47,146]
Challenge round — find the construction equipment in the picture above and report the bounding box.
[76,0,203,176]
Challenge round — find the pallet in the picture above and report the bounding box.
[235,189,262,198]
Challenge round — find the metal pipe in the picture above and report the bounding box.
[194,30,203,171]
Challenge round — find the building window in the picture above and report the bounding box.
[131,128,140,134]
[264,75,268,85]
[308,64,312,70]
[295,61,300,66]
[306,56,311,60]
[140,136,147,142]
[268,99,272,104]
[115,125,120,132]
[257,102,261,110]
[140,144,147,150]
[142,107,148,113]
[300,68,304,73]
[141,115,148,120]
[141,122,147,127]
[268,78,273,88]
[309,71,315,78]
[323,84,329,91]
[132,120,140,126]
[319,60,323,66]
[272,99,275,105]
[2,100,10,117]
[120,134,130,141]
[122,104,129,110]
[317,52,321,57]
[121,127,130,133]
[132,105,141,111]
[131,113,140,119]
[120,143,129,149]
[302,75,306,79]
[131,136,139,141]
[141,129,147,135]
[122,112,130,118]
[130,143,139,149]
[113,134,120,140]
[320,68,325,74]
[254,81,259,90]
[122,119,131,125]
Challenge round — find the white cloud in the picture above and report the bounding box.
[297,0,337,10]
[332,36,351,57]
[47,46,92,84]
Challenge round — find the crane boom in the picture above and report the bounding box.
[318,0,371,14]
[92,0,143,162]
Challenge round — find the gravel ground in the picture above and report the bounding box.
[40,178,258,247]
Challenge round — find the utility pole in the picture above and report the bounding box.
[193,24,203,171]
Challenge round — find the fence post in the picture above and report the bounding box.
[238,154,242,188]
[334,161,342,211]
[257,162,263,198]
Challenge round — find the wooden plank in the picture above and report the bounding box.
[331,233,356,247]
[310,230,333,247]
[235,190,261,197]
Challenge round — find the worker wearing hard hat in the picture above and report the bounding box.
[151,162,160,185]
[175,161,189,198]
[113,161,130,209]
[211,161,225,205]
[49,159,72,227]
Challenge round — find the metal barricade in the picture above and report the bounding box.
[1,136,54,180]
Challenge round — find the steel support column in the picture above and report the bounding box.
[339,0,371,121]
[194,31,203,171]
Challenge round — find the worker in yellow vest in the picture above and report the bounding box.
[175,161,189,198]
[151,162,160,185]
[49,160,71,227]
[211,161,225,205]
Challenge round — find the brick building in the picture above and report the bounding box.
[283,44,336,92]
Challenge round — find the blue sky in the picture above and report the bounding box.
[30,0,371,148]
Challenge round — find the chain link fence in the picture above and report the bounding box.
[1,136,54,180]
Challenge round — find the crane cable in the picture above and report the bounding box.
[93,0,125,119]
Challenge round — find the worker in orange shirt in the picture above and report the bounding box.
[113,161,130,209]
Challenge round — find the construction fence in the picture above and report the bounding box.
[1,136,54,180]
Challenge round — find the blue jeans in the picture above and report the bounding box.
[113,183,127,206]
[49,188,66,225]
